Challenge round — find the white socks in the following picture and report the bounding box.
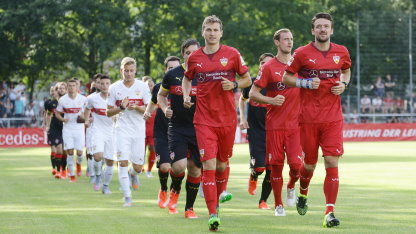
[118,166,131,198]
[77,155,83,165]
[88,158,95,177]
[103,166,113,186]
[67,155,74,176]
[94,160,102,176]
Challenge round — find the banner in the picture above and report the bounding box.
[0,128,48,148]
[343,123,416,142]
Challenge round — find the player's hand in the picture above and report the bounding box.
[76,115,85,123]
[221,77,235,91]
[310,77,320,89]
[164,107,173,118]
[269,95,285,106]
[183,96,194,109]
[63,119,69,123]
[127,104,137,110]
[331,81,346,95]
[240,119,249,130]
[120,97,129,109]
[84,120,90,128]
[143,111,152,120]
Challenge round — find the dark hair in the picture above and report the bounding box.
[258,53,274,63]
[100,75,110,80]
[273,28,292,41]
[67,78,78,83]
[93,73,103,80]
[311,12,333,29]
[181,39,200,55]
[142,76,153,82]
[164,56,181,68]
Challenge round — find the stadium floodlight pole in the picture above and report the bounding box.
[356,18,361,115]
[409,12,414,114]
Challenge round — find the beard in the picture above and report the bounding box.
[316,35,330,43]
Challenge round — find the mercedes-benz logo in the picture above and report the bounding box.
[197,73,205,83]
[309,70,318,77]
[276,82,286,91]
[175,86,182,94]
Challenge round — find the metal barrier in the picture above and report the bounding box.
[0,117,41,128]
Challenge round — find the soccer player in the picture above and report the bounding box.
[56,82,68,179]
[55,78,88,182]
[84,75,115,193]
[239,53,274,209]
[249,29,302,216]
[182,15,251,231]
[283,13,351,227]
[107,57,151,207]
[86,73,102,180]
[143,56,181,209]
[142,76,156,178]
[157,39,201,218]
[43,85,64,178]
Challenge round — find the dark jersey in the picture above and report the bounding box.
[151,83,169,139]
[242,78,266,131]
[44,99,63,131]
[161,64,197,128]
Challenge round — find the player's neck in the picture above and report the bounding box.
[203,43,220,54]
[123,79,134,88]
[100,92,108,99]
[313,40,331,51]
[68,92,77,99]
[276,52,291,64]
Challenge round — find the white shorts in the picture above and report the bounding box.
[86,127,94,154]
[92,130,115,161]
[115,129,145,165]
[63,127,85,151]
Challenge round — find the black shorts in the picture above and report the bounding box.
[47,129,63,146]
[168,125,201,168]
[155,137,171,167]
[247,127,266,168]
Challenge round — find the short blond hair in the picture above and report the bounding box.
[202,15,223,31]
[120,57,136,69]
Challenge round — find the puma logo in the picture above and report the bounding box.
[275,71,281,76]
[309,59,316,64]
[196,63,203,68]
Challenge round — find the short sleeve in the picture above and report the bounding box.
[142,84,152,105]
[56,99,63,113]
[286,50,303,74]
[107,86,117,107]
[184,55,196,80]
[81,96,88,111]
[86,96,94,109]
[151,83,160,104]
[44,100,49,111]
[253,65,270,89]
[234,50,249,76]
[341,47,352,70]
[161,72,171,91]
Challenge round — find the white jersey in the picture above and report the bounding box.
[108,79,151,134]
[87,92,113,133]
[57,93,87,130]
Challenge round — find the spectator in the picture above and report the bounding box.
[347,109,360,124]
[394,96,406,113]
[4,98,13,117]
[8,83,17,113]
[384,74,395,96]
[25,102,36,127]
[371,96,383,113]
[14,96,25,117]
[360,95,371,113]
[14,81,26,94]
[383,92,395,113]
[373,76,385,97]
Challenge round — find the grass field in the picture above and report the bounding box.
[1,142,415,233]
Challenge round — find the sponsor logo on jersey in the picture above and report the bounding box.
[203,182,215,186]
[220,57,228,67]
[275,71,282,76]
[308,58,317,64]
[333,55,340,64]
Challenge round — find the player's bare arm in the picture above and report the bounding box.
[283,71,320,89]
[106,97,128,117]
[221,72,252,91]
[238,95,249,130]
[182,76,194,109]
[331,68,351,95]
[249,85,285,106]
[84,108,92,128]
[127,103,146,114]
[143,101,157,120]
[157,87,172,118]
[55,111,68,123]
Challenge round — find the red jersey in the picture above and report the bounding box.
[185,45,249,127]
[254,57,300,130]
[286,42,351,123]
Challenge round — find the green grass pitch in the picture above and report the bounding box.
[1,142,415,233]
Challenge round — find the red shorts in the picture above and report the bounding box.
[266,128,303,166]
[300,120,344,165]
[195,124,236,162]
[145,136,154,146]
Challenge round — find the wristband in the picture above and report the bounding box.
[233,81,238,89]
[342,81,348,88]
[296,78,313,89]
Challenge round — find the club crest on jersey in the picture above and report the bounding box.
[170,152,175,160]
[200,149,205,157]
[333,55,340,64]
[220,57,228,67]
[135,91,140,96]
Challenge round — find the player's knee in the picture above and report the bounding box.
[119,160,129,167]
[132,164,143,173]
[202,159,216,170]
[171,162,186,175]
[159,163,171,173]
[324,156,339,168]
[216,161,227,172]
[304,163,316,171]
[105,159,114,166]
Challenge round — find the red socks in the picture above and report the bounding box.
[287,163,301,189]
[299,165,314,196]
[215,168,229,204]
[202,170,217,215]
[324,167,339,214]
[270,165,284,207]
[147,151,156,172]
